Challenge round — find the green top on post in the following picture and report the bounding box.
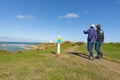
[57,36,62,44]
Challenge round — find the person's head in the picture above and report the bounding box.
[96,24,102,29]
[90,24,95,28]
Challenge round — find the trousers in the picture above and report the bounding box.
[95,41,103,57]
[87,41,94,57]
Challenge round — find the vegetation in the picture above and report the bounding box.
[74,42,85,46]
[0,50,11,54]
[0,42,120,80]
[76,42,120,62]
[102,43,120,62]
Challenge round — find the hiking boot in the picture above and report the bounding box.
[96,55,103,59]
[89,56,94,61]
[96,56,99,59]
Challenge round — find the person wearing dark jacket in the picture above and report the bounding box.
[95,24,104,59]
[83,24,97,60]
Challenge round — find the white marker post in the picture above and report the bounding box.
[57,43,60,54]
[57,36,62,54]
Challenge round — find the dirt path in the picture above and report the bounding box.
[63,46,120,80]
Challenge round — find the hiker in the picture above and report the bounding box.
[83,24,97,60]
[95,24,104,59]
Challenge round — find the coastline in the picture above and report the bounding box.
[0,41,40,52]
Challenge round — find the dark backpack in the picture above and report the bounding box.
[97,29,104,42]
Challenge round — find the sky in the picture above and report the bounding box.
[0,0,120,42]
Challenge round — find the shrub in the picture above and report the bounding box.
[75,42,85,46]
[62,41,75,46]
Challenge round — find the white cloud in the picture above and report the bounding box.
[16,14,33,20]
[58,13,80,19]
[16,15,25,19]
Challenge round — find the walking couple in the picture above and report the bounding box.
[83,24,104,60]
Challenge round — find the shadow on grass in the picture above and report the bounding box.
[68,52,89,60]
[51,52,56,54]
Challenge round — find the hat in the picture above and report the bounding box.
[96,24,102,28]
[90,24,95,28]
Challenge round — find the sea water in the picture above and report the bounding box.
[0,42,39,52]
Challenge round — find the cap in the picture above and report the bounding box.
[90,24,95,28]
[96,24,102,28]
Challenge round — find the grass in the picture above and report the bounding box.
[0,43,120,80]
[76,43,120,62]
[0,44,70,63]
[0,52,106,80]
[102,43,120,61]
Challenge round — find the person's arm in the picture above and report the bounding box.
[83,29,89,34]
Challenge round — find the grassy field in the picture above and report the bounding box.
[77,43,120,62]
[102,43,120,61]
[0,42,120,80]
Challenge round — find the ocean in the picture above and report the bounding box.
[0,41,40,52]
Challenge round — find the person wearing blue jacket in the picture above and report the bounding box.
[83,24,97,60]
[95,24,104,59]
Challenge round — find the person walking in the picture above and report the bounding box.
[83,24,97,60]
[95,24,104,59]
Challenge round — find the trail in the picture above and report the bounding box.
[63,46,120,80]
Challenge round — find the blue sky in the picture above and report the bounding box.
[0,0,120,42]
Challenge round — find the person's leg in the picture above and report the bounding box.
[95,41,103,59]
[87,41,94,60]
[95,41,99,56]
[99,42,103,57]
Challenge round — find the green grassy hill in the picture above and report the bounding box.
[0,42,120,80]
[102,43,120,61]
[76,43,120,62]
